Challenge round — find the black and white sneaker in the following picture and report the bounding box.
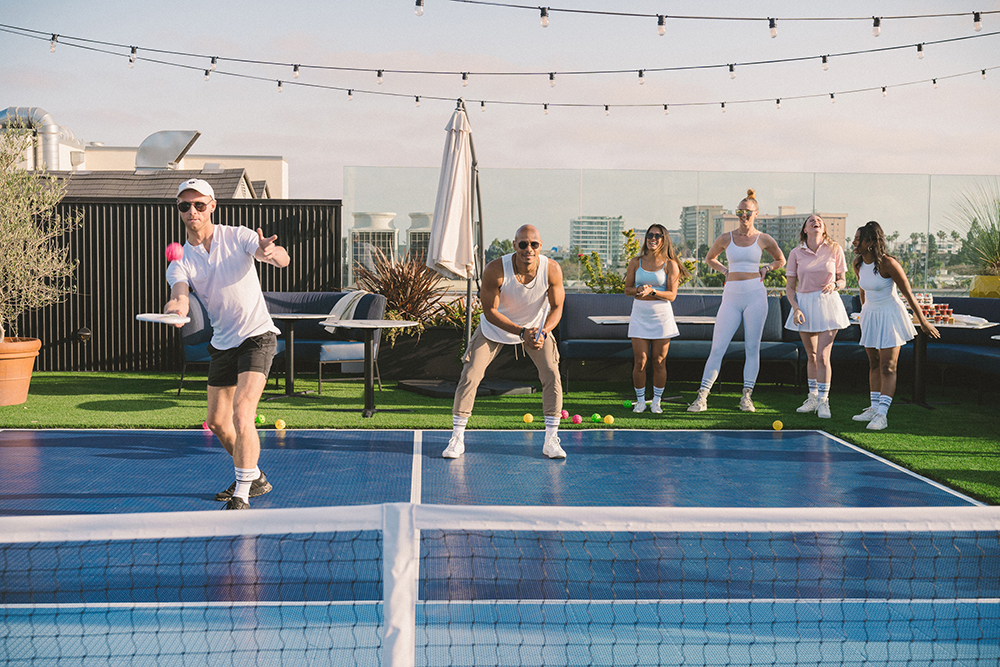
[215,471,272,501]
[223,497,250,510]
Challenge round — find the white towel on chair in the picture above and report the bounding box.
[323,291,368,334]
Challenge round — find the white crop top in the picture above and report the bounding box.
[726,232,763,273]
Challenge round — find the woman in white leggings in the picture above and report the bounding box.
[688,189,785,413]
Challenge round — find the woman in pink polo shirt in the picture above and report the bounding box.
[784,215,851,418]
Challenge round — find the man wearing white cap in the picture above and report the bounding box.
[163,178,290,509]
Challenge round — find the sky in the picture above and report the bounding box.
[2,1,998,244]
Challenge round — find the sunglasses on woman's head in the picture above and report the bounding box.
[645,233,664,240]
[517,241,540,250]
[177,201,210,213]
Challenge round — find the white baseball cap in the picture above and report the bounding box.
[176,178,215,199]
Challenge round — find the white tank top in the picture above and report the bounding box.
[479,254,550,344]
[726,231,763,273]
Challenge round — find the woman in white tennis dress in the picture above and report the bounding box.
[624,224,689,413]
[852,221,939,431]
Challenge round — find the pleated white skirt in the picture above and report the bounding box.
[859,295,916,349]
[628,298,680,340]
[784,291,851,332]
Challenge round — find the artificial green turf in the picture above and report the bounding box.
[2,372,997,505]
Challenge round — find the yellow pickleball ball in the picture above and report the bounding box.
[274,419,286,430]
[523,413,534,423]
[604,414,614,425]
[772,420,783,431]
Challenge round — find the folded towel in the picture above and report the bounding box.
[953,314,989,327]
[324,291,368,333]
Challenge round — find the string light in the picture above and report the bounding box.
[549,72,555,87]
[210,56,218,71]
[721,102,726,112]
[462,72,468,86]
[917,43,924,58]
[543,103,548,115]
[872,17,881,37]
[974,11,982,31]
[776,98,781,109]
[415,95,420,106]
[293,64,300,79]
[377,69,383,84]
[933,78,938,88]
[604,104,609,116]
[481,100,486,111]
[129,46,136,68]
[657,15,666,36]
[729,64,735,79]
[415,0,424,17]
[769,18,777,38]
[638,69,644,85]
[347,89,353,100]
[204,69,210,82]
[277,80,283,92]
[822,55,829,70]
[882,86,887,96]
[49,33,57,52]
[663,104,669,115]
[983,69,988,80]
[830,92,836,103]
[540,7,549,28]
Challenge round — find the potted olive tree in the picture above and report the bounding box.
[0,123,81,405]
[952,182,1000,298]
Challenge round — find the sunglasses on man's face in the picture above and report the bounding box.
[735,209,755,218]
[517,241,541,250]
[177,201,210,213]
[645,233,664,240]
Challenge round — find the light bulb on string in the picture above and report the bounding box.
[277,81,283,93]
[916,43,924,59]
[657,15,666,36]
[882,86,887,97]
[348,89,353,101]
[540,7,549,28]
[129,46,136,68]
[933,78,938,89]
[769,18,777,38]
[415,96,420,107]
[549,72,555,87]
[49,34,57,52]
[293,64,300,79]
[638,70,644,85]
[830,93,835,104]
[415,0,424,17]
[462,72,468,87]
[204,69,210,82]
[974,12,982,32]
[729,64,735,79]
[543,103,548,115]
[776,98,781,109]
[663,104,669,115]
[822,55,829,71]
[721,102,726,113]
[481,101,486,112]
[210,56,218,71]
[872,17,881,37]
[377,69,384,84]
[604,105,609,116]
[983,69,987,80]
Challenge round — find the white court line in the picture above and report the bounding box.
[410,431,422,505]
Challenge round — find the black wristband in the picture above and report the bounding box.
[519,327,526,338]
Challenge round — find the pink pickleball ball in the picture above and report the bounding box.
[571,414,583,424]
[560,409,569,420]
[165,242,184,262]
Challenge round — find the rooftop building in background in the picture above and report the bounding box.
[570,215,624,267]
[713,206,848,251]
[680,205,725,250]
[350,212,398,285]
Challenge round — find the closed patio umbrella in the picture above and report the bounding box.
[426,99,484,349]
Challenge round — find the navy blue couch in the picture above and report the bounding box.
[178,291,387,394]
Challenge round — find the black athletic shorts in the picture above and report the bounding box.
[207,332,278,387]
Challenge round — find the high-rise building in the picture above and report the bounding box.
[570,215,624,266]
[680,205,725,250]
[712,206,848,252]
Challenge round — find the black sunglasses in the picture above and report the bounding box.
[645,233,664,240]
[517,241,541,250]
[177,201,210,213]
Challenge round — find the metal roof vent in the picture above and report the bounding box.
[135,130,200,173]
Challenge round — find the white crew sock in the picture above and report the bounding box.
[652,386,664,400]
[544,415,559,439]
[234,466,260,501]
[634,387,646,404]
[870,392,881,409]
[743,381,755,391]
[877,395,893,416]
[817,382,830,401]
[807,379,818,396]
[452,415,468,440]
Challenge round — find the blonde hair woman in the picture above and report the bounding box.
[624,224,690,413]
[785,215,851,418]
[688,189,785,413]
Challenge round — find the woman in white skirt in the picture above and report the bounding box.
[785,215,851,418]
[624,224,689,413]
[852,221,939,431]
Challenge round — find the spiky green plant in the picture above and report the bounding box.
[354,249,449,345]
[951,181,1000,276]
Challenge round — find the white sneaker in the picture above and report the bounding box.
[542,435,566,459]
[796,395,820,413]
[687,389,708,412]
[633,400,647,413]
[739,389,756,412]
[852,406,878,422]
[866,413,888,430]
[442,436,465,459]
[650,399,663,414]
[817,399,831,419]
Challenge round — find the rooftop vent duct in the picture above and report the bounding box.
[0,106,82,170]
[135,130,200,173]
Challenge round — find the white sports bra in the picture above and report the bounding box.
[726,232,763,273]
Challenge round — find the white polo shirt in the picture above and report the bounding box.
[166,224,278,350]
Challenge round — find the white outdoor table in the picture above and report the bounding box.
[320,318,418,417]
[587,315,717,326]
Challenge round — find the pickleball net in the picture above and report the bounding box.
[2,504,999,666]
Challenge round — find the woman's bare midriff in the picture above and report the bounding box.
[726,272,761,282]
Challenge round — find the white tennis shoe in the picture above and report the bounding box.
[542,435,566,459]
[739,389,756,412]
[687,389,709,412]
[650,398,663,414]
[817,399,831,419]
[866,413,888,430]
[442,436,465,458]
[633,400,647,413]
[796,395,820,413]
[852,406,878,422]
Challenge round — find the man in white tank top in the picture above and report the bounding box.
[443,225,567,459]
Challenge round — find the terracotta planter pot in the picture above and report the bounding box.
[969,275,1000,298]
[0,337,42,406]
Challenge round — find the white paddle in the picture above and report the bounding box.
[136,313,190,325]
